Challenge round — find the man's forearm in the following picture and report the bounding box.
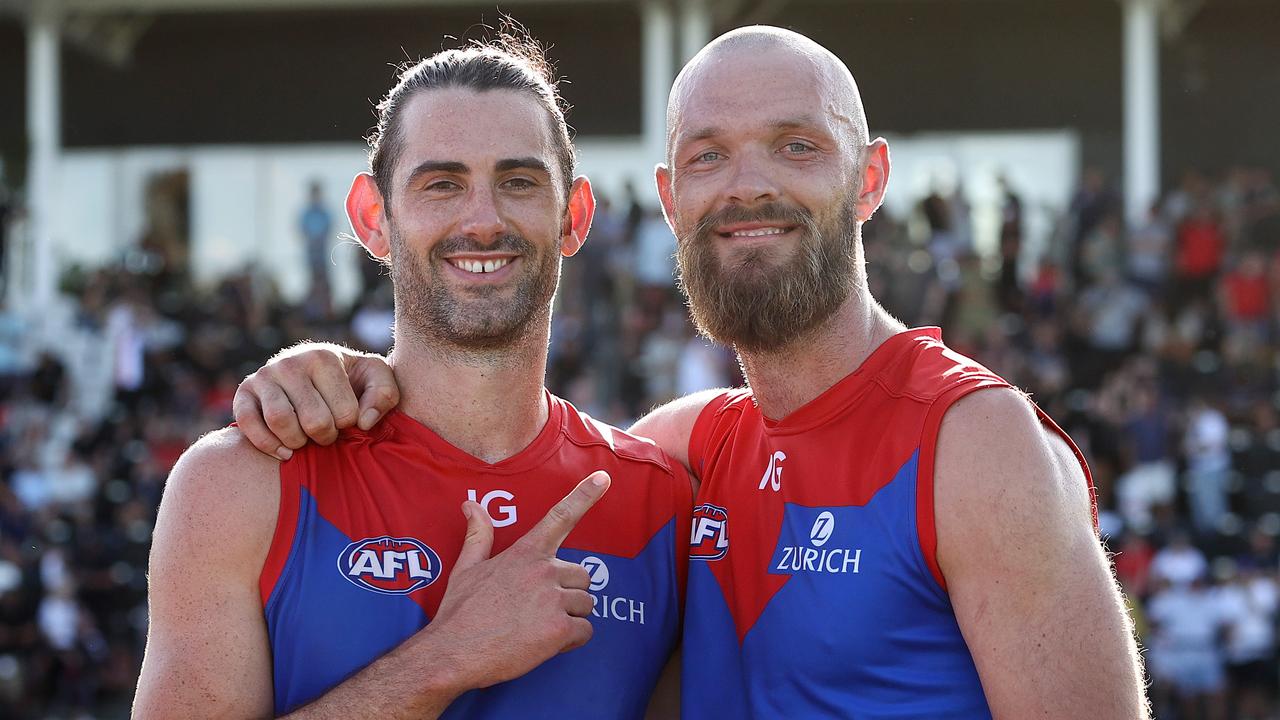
[284,627,472,719]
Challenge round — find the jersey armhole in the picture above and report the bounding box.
[916,384,1097,593]
[915,380,1009,593]
[259,458,302,608]
[670,461,695,611]
[1032,403,1100,531]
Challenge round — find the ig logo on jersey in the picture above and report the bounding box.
[338,536,442,595]
[759,451,786,492]
[467,488,518,528]
[690,503,730,561]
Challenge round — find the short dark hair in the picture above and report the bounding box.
[368,28,575,208]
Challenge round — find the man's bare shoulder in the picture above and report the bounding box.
[155,427,281,569]
[935,387,1090,525]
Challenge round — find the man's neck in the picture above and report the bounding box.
[389,327,550,465]
[737,291,905,421]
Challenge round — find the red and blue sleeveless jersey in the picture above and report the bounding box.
[260,392,691,717]
[682,328,1094,718]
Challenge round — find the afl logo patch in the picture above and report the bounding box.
[690,503,730,561]
[338,536,442,595]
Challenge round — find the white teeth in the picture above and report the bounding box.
[731,227,786,237]
[451,258,510,274]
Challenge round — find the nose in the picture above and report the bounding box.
[723,153,780,206]
[458,184,505,242]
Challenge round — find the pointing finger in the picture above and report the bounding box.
[523,471,610,555]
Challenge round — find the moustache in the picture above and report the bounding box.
[429,234,536,259]
[690,202,817,240]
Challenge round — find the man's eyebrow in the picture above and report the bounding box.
[404,160,469,187]
[678,126,724,146]
[770,116,824,132]
[495,157,552,174]
[676,117,827,147]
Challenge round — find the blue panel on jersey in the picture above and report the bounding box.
[266,488,430,714]
[441,518,681,720]
[681,560,751,718]
[685,451,992,719]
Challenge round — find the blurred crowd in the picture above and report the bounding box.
[1,163,1279,718]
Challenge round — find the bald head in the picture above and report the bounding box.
[666,26,869,162]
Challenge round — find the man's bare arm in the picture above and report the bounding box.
[134,428,610,719]
[133,430,280,717]
[232,342,723,478]
[933,389,1147,720]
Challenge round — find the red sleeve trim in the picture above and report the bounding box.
[259,457,301,608]
[916,380,1009,593]
[670,461,695,612]
[687,392,733,481]
[1032,404,1099,532]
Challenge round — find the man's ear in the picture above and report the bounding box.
[346,173,390,259]
[654,164,676,233]
[855,138,891,223]
[560,176,596,258]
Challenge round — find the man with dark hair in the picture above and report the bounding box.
[133,36,689,719]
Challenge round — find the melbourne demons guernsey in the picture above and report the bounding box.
[260,391,691,717]
[683,328,1094,719]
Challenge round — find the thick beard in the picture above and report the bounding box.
[388,224,560,351]
[676,196,859,354]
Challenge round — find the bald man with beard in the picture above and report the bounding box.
[235,26,1147,719]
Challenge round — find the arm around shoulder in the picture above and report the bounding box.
[133,428,282,718]
[629,388,730,479]
[933,388,1147,720]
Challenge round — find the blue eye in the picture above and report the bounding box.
[784,142,813,154]
[697,151,722,163]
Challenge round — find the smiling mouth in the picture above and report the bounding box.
[718,226,795,239]
[447,258,512,274]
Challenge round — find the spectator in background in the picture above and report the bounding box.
[1220,250,1271,342]
[1215,561,1278,720]
[996,175,1025,313]
[1175,203,1227,309]
[1184,396,1233,535]
[1147,573,1228,720]
[1068,168,1118,287]
[1117,383,1175,530]
[1127,201,1173,297]
[1151,531,1209,588]
[300,180,334,319]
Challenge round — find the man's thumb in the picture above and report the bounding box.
[453,501,495,573]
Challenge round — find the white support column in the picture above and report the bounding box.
[679,0,712,65]
[27,0,63,310]
[641,0,675,166]
[1123,0,1161,226]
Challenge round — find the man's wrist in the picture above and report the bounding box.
[404,623,479,706]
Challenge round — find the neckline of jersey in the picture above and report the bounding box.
[381,388,567,475]
[757,326,942,435]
